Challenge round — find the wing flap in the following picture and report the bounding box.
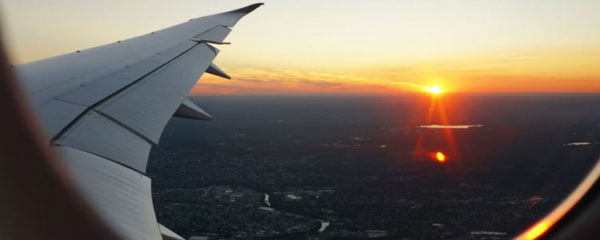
[55,146,161,240]
[55,111,152,172]
[95,43,215,144]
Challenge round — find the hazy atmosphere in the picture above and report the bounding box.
[3,0,600,93]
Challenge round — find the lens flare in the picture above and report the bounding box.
[524,221,550,240]
[435,152,446,163]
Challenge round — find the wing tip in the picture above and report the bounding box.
[228,3,264,14]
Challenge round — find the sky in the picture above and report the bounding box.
[1,0,599,94]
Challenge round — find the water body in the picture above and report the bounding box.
[258,207,276,212]
[419,124,483,129]
[318,220,330,233]
[565,142,593,146]
[264,193,271,206]
[286,194,302,200]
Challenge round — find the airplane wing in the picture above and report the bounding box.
[12,3,263,240]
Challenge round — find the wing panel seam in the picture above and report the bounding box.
[92,110,154,145]
[54,144,148,176]
[51,42,201,142]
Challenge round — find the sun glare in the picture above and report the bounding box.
[426,84,443,94]
[524,221,550,240]
[435,152,446,163]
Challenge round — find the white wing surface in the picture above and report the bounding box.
[13,3,263,240]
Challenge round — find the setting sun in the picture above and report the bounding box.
[426,84,443,94]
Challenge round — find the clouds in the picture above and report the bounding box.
[192,67,428,95]
[193,63,600,95]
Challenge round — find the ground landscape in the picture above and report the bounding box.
[148,94,600,239]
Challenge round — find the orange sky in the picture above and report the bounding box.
[3,0,599,94]
[195,46,600,94]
